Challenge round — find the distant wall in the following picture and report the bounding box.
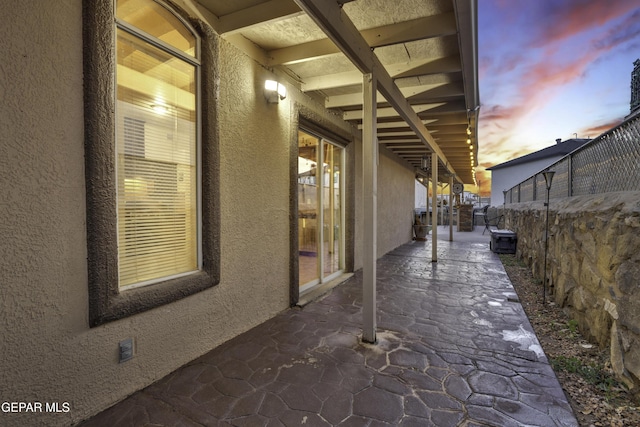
[376,146,416,258]
[489,157,557,206]
[505,192,640,392]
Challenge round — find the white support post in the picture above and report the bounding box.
[362,72,377,343]
[440,185,444,226]
[425,179,429,226]
[449,175,454,241]
[431,155,438,262]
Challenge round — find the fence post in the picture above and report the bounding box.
[568,155,573,197]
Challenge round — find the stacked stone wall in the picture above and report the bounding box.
[504,192,640,392]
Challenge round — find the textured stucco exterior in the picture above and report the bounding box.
[375,146,416,258]
[0,1,418,425]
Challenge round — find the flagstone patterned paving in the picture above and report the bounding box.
[82,238,577,426]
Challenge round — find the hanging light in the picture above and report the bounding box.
[420,154,430,171]
[150,100,170,115]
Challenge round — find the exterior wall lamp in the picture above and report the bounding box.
[264,80,287,104]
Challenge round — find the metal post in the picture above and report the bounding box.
[425,178,429,226]
[517,183,521,203]
[362,72,377,343]
[440,185,444,227]
[449,175,454,241]
[567,156,573,197]
[421,155,430,228]
[431,155,438,262]
[542,171,555,305]
[503,189,507,227]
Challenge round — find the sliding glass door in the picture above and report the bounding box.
[297,129,344,292]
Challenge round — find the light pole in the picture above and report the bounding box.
[542,171,555,304]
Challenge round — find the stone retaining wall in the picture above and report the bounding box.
[503,192,640,392]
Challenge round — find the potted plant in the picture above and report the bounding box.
[413,212,431,241]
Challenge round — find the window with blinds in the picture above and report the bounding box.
[115,0,200,289]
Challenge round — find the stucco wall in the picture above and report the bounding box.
[506,192,640,392]
[375,146,416,258]
[0,1,418,425]
[350,142,416,270]
[0,2,293,424]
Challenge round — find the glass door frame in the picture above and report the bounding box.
[298,128,346,294]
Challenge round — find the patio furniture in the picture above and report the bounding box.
[482,205,504,235]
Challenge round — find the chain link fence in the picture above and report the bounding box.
[504,113,640,204]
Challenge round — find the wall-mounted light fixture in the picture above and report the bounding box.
[265,79,287,104]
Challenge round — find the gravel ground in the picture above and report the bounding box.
[499,254,640,427]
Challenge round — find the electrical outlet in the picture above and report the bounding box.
[119,338,134,363]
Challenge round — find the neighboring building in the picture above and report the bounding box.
[487,138,591,205]
[0,0,478,425]
[631,59,640,116]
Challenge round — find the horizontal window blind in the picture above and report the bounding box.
[115,24,198,288]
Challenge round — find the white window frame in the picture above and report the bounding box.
[114,0,203,289]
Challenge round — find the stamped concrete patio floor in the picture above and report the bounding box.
[82,230,578,426]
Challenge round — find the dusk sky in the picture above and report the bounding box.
[476,0,640,196]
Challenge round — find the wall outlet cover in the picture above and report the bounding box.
[119,338,134,363]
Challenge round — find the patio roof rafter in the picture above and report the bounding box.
[198,0,479,185]
[292,0,456,179]
[215,0,303,34]
[300,56,461,92]
[268,12,457,66]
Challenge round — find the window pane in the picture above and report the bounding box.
[323,142,342,277]
[116,27,197,288]
[298,131,319,287]
[117,0,196,57]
